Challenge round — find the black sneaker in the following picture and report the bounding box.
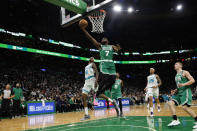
[80,115,90,121]
[112,100,120,117]
[120,112,124,117]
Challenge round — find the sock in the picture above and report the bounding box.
[118,99,123,113]
[195,117,197,121]
[108,98,113,103]
[85,107,88,115]
[150,107,153,112]
[173,115,177,120]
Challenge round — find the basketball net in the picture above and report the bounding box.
[88,10,106,34]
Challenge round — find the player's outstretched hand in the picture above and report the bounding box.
[79,25,86,30]
[79,19,88,30]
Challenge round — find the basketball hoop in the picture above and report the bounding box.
[88,10,106,34]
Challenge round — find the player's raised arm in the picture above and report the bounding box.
[112,44,121,52]
[156,75,162,87]
[79,19,101,49]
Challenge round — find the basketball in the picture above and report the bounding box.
[79,19,88,28]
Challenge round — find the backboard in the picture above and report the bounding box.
[59,0,116,27]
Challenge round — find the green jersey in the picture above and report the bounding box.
[111,79,122,99]
[13,87,23,100]
[69,98,74,104]
[99,45,116,75]
[175,70,190,93]
[173,70,192,105]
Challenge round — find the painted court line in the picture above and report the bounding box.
[35,117,119,131]
[38,116,153,131]
[59,125,157,131]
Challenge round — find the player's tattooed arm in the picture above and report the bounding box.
[112,44,121,52]
[178,71,195,87]
[156,74,162,87]
[92,63,99,88]
[81,28,101,49]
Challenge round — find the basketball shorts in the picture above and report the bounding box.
[172,88,192,106]
[104,90,111,98]
[96,72,116,97]
[100,68,116,75]
[147,87,159,98]
[100,62,116,75]
[82,78,98,95]
[111,92,122,100]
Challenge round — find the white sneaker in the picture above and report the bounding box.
[167,120,181,127]
[158,106,161,112]
[193,124,197,129]
[150,111,154,117]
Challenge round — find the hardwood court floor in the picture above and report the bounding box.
[0,101,197,131]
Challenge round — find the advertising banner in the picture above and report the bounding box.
[94,98,130,109]
[27,101,55,115]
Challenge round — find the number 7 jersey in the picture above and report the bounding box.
[99,45,116,75]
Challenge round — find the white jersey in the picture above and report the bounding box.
[82,63,97,95]
[85,63,95,81]
[147,74,158,88]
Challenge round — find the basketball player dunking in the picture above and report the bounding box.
[81,57,99,121]
[145,68,162,117]
[167,62,197,129]
[80,20,121,116]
